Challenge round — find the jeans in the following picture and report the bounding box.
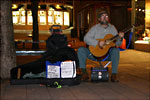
[77,47,120,74]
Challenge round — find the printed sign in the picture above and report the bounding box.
[46,61,76,78]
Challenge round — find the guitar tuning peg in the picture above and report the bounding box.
[131,26,135,32]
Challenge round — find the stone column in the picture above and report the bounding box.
[1,0,16,79]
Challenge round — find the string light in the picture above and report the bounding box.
[12,4,18,9]
[56,5,61,9]
[142,9,145,12]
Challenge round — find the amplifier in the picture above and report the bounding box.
[91,67,109,82]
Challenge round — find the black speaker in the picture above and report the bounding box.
[91,67,109,82]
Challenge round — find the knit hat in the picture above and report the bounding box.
[98,10,108,18]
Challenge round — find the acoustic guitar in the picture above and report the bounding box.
[89,25,134,57]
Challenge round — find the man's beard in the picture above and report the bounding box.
[100,20,108,25]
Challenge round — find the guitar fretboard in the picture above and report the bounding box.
[107,25,134,41]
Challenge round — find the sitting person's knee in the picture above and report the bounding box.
[111,48,120,53]
[77,47,87,54]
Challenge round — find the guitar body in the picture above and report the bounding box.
[89,34,115,57]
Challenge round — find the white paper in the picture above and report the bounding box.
[47,65,60,78]
[61,61,76,78]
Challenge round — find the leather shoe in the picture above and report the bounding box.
[81,73,89,81]
[111,74,119,82]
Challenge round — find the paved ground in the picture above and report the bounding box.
[1,31,150,100]
[1,49,150,100]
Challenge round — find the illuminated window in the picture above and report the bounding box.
[48,10,54,25]
[12,11,19,24]
[38,10,46,25]
[54,11,63,25]
[12,7,25,25]
[19,10,25,25]
[87,13,90,25]
[27,11,32,25]
[64,12,69,26]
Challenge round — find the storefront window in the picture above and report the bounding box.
[134,0,146,41]
[134,0,150,45]
[48,10,54,25]
[27,11,32,25]
[38,10,46,25]
[54,11,63,25]
[64,12,69,25]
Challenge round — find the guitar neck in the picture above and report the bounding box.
[109,34,119,41]
[109,25,134,41]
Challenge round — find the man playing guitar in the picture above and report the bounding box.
[77,9,124,82]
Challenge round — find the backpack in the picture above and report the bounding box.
[46,34,68,50]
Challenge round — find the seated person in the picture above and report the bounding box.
[77,9,124,82]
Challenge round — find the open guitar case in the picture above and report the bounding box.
[10,50,81,86]
[10,34,81,86]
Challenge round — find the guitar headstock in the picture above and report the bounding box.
[121,24,137,33]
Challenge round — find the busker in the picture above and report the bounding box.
[77,9,124,82]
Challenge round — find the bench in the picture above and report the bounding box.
[15,40,46,49]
